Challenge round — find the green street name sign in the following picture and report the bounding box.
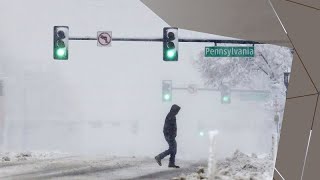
[239,92,270,102]
[205,46,255,57]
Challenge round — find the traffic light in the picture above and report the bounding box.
[163,27,178,61]
[53,26,69,60]
[162,80,172,102]
[220,85,231,104]
[197,121,205,137]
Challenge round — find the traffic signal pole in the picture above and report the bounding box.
[58,26,292,61]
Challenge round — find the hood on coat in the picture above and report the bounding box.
[168,104,181,116]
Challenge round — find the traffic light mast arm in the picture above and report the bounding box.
[69,36,286,45]
[173,87,270,94]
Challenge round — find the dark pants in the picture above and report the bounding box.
[157,136,177,165]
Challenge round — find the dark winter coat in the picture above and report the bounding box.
[163,104,181,140]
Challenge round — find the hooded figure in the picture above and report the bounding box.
[155,104,181,168]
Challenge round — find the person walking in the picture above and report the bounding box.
[155,104,181,168]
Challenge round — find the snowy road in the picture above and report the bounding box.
[0,155,205,180]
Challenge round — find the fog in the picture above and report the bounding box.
[0,0,279,160]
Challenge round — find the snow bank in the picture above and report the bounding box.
[0,151,69,162]
[174,150,273,180]
[215,150,273,180]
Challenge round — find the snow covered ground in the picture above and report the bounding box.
[0,151,273,180]
[0,151,204,180]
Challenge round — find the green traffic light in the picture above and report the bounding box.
[166,49,176,59]
[53,26,69,60]
[163,94,171,101]
[223,96,230,102]
[199,131,205,136]
[56,48,66,58]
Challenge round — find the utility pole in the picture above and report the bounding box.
[284,72,290,94]
[0,78,4,148]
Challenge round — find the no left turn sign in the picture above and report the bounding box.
[97,31,112,47]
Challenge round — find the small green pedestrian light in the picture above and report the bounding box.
[199,131,205,136]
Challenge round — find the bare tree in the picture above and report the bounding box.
[194,44,293,112]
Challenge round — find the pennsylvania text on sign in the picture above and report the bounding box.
[205,46,254,57]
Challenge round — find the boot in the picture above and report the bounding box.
[155,155,162,166]
[168,164,180,168]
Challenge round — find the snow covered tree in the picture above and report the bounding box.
[193,44,293,113]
